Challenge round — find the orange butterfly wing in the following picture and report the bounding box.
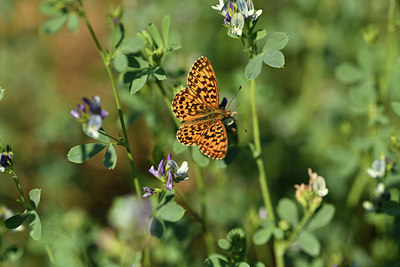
[172,57,229,159]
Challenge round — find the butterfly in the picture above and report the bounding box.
[172,57,231,159]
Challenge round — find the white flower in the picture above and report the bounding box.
[168,160,189,181]
[308,168,329,197]
[86,114,102,138]
[212,0,225,11]
[362,201,375,212]
[0,166,4,172]
[367,159,385,178]
[229,13,245,36]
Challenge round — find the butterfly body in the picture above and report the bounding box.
[172,57,231,159]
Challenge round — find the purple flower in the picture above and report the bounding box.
[149,158,165,178]
[212,0,262,36]
[0,145,13,172]
[143,187,156,198]
[71,96,108,138]
[166,170,173,191]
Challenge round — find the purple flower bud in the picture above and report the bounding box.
[166,170,173,191]
[143,187,156,198]
[149,159,165,178]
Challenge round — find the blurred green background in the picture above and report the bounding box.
[1,0,400,266]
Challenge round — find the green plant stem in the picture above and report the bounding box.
[175,188,203,224]
[249,79,275,223]
[10,170,31,210]
[194,163,215,255]
[79,8,141,197]
[346,154,371,208]
[273,210,313,267]
[379,0,396,103]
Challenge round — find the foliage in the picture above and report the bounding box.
[0,0,400,266]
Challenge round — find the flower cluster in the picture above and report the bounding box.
[212,0,262,36]
[0,145,13,173]
[363,157,392,213]
[143,153,189,198]
[70,96,108,138]
[294,168,329,212]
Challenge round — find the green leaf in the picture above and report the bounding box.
[103,144,117,169]
[29,211,41,240]
[263,32,288,52]
[191,147,210,167]
[167,43,182,52]
[254,29,267,41]
[349,82,376,113]
[149,217,165,238]
[67,13,80,32]
[383,201,400,216]
[154,67,166,80]
[277,198,299,227]
[29,189,41,209]
[113,23,125,49]
[391,101,400,116]
[0,87,4,100]
[273,228,284,239]
[161,15,170,47]
[40,15,68,34]
[245,54,263,80]
[158,202,185,222]
[4,213,28,229]
[39,3,65,16]
[307,203,335,231]
[121,35,145,53]
[1,246,23,262]
[67,143,106,163]
[205,254,229,266]
[148,23,164,48]
[263,50,285,68]
[298,231,320,257]
[335,63,363,84]
[130,72,148,94]
[113,51,128,72]
[253,227,272,245]
[217,239,231,250]
[173,139,187,154]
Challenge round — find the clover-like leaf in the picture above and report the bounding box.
[158,202,185,222]
[29,189,41,209]
[307,203,335,231]
[277,198,299,227]
[40,15,68,34]
[298,231,320,257]
[263,50,285,68]
[4,213,28,230]
[161,15,170,47]
[154,67,166,80]
[148,23,164,48]
[263,32,288,52]
[29,211,41,241]
[67,13,80,32]
[67,143,106,163]
[103,144,117,169]
[253,227,272,245]
[149,217,165,238]
[245,54,263,80]
[130,70,150,94]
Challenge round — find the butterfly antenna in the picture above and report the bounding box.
[229,111,248,134]
[227,85,242,110]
